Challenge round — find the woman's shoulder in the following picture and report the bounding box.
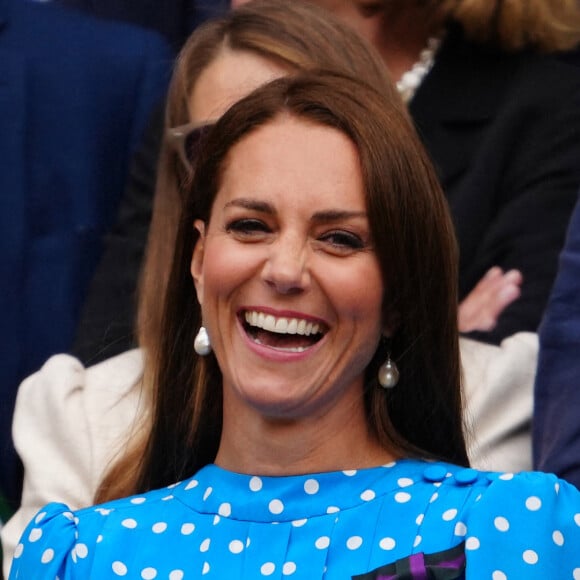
[16,348,144,409]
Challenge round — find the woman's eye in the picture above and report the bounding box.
[320,230,365,251]
[226,218,270,236]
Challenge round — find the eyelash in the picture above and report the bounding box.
[226,218,270,235]
[226,219,366,252]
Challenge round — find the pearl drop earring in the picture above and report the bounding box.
[378,354,399,389]
[194,326,212,356]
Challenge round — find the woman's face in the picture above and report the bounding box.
[191,116,386,422]
[188,47,290,123]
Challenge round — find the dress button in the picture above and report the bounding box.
[423,465,447,483]
[454,468,479,485]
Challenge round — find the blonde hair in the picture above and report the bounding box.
[442,0,580,52]
[96,0,399,503]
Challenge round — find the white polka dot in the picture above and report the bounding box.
[466,537,480,550]
[29,528,43,542]
[379,537,396,550]
[492,572,507,580]
[200,539,211,552]
[218,503,232,517]
[525,496,542,511]
[96,535,103,543]
[246,537,251,547]
[141,568,157,579]
[398,477,414,488]
[249,476,263,491]
[261,562,275,576]
[121,518,138,529]
[130,497,146,504]
[75,543,88,559]
[181,523,195,535]
[203,487,213,501]
[494,517,510,532]
[343,470,357,476]
[304,479,320,495]
[269,499,284,514]
[346,536,363,550]
[184,479,199,491]
[14,543,24,559]
[455,522,467,536]
[499,473,514,480]
[413,535,422,547]
[443,508,458,521]
[95,508,112,516]
[167,482,179,489]
[553,530,564,546]
[41,549,54,564]
[229,540,244,554]
[395,492,411,503]
[282,562,297,575]
[416,514,424,525]
[555,482,560,494]
[574,568,580,580]
[152,522,167,534]
[429,492,439,503]
[575,513,580,526]
[162,495,174,501]
[315,536,330,549]
[71,549,78,564]
[169,571,184,580]
[523,550,538,564]
[326,506,340,514]
[292,518,307,527]
[213,515,220,525]
[112,561,128,576]
[360,489,375,501]
[63,511,76,520]
[35,512,47,524]
[202,562,210,575]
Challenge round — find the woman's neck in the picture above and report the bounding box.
[215,392,397,475]
[367,4,445,82]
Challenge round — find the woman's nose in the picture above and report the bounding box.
[261,235,311,294]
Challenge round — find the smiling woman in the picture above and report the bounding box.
[9,71,580,580]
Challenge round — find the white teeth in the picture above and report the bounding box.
[244,311,322,336]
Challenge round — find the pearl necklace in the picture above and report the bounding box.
[396,35,442,103]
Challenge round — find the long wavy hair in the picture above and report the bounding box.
[382,0,580,52]
[135,72,468,494]
[96,0,401,503]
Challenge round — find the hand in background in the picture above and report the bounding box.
[458,267,523,333]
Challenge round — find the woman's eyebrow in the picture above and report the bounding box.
[311,210,368,224]
[223,200,367,223]
[224,198,275,214]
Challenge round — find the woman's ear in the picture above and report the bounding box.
[191,220,206,305]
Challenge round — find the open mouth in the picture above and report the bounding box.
[241,310,326,353]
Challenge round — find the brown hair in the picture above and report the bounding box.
[96,0,400,502]
[136,71,468,494]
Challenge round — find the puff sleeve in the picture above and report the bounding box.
[463,471,580,578]
[8,503,91,579]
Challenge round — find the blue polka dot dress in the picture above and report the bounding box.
[8,459,580,579]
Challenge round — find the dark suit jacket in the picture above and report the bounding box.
[410,25,580,344]
[56,0,230,52]
[0,0,171,503]
[534,195,580,488]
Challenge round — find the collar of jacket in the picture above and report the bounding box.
[409,22,522,185]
